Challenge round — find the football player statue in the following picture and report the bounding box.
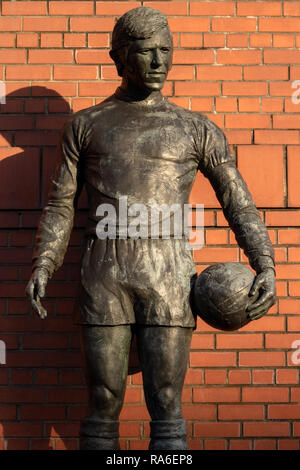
[26,7,276,450]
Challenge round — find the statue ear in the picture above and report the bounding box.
[109,50,124,77]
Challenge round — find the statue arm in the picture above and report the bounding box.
[32,116,84,278]
[197,117,275,320]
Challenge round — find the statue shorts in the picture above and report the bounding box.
[74,236,197,328]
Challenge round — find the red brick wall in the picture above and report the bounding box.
[0,0,300,451]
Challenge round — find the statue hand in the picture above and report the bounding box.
[246,268,276,321]
[25,268,49,319]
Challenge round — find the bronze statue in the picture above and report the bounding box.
[26,7,276,450]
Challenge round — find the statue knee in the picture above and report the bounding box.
[148,385,182,420]
[90,384,124,419]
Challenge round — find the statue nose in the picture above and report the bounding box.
[152,49,164,67]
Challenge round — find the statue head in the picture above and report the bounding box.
[110,6,173,94]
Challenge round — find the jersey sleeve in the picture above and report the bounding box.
[197,117,236,177]
[32,115,85,277]
[196,115,275,274]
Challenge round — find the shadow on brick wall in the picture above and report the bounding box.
[0,86,140,450]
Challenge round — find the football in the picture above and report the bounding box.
[192,262,258,331]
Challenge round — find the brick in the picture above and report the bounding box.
[88,33,109,48]
[169,66,196,81]
[29,50,73,64]
[204,370,226,384]
[255,130,298,144]
[223,82,267,96]
[260,18,300,32]
[197,66,242,81]
[264,50,300,64]
[64,33,86,48]
[6,66,51,80]
[217,50,261,65]
[279,299,300,314]
[219,405,264,420]
[277,369,299,385]
[212,18,256,33]
[194,422,240,438]
[204,440,226,450]
[79,82,118,97]
[288,146,300,207]
[175,82,220,96]
[230,440,251,450]
[244,66,288,81]
[23,18,68,32]
[205,229,228,245]
[228,370,251,384]
[50,1,94,15]
[273,34,294,48]
[10,231,33,246]
[289,281,300,296]
[36,369,58,385]
[193,247,239,263]
[96,1,141,15]
[191,334,214,349]
[190,2,235,16]
[279,229,300,244]
[237,145,284,207]
[70,17,114,32]
[31,82,77,97]
[169,18,210,33]
[16,33,39,48]
[185,368,203,385]
[76,49,111,64]
[269,404,300,420]
[239,352,285,367]
[216,334,263,349]
[227,34,248,48]
[182,404,215,420]
[0,50,26,64]
[173,50,214,65]
[278,440,300,451]
[180,33,202,48]
[203,33,225,48]
[0,17,22,31]
[54,65,98,80]
[244,422,290,437]
[40,33,63,48]
[2,1,47,15]
[226,130,252,145]
[238,98,260,112]
[225,114,270,129]
[0,33,15,47]
[0,406,16,420]
[190,352,236,367]
[250,33,272,48]
[1,423,42,438]
[252,370,274,384]
[266,211,300,227]
[144,2,187,15]
[242,387,289,402]
[238,1,282,16]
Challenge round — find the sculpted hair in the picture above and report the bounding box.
[110,6,172,76]
[111,6,170,51]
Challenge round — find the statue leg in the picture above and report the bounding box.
[79,324,132,450]
[136,326,193,450]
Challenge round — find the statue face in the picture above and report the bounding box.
[125,27,173,93]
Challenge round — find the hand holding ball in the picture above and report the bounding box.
[193,262,259,331]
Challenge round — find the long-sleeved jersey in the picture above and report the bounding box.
[32,89,275,280]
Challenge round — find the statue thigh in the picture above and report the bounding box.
[79,324,193,420]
